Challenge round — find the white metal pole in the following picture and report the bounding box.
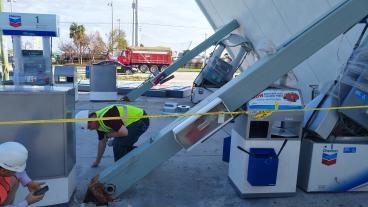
[12,35,22,85]
[203,33,207,66]
[131,0,135,46]
[118,18,121,45]
[42,37,52,84]
[135,0,138,46]
[9,0,12,13]
[111,1,114,54]
[108,1,114,53]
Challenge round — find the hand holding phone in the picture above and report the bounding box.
[27,185,48,205]
[33,185,49,196]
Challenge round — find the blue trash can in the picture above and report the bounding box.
[85,65,91,79]
[247,148,278,186]
[222,136,231,162]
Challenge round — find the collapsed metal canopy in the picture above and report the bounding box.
[87,0,368,202]
[196,0,365,101]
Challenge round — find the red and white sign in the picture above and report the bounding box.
[248,89,302,110]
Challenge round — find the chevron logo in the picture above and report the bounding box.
[9,15,22,28]
[321,148,338,166]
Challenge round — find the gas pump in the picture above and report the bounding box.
[0,13,57,85]
[191,34,254,104]
[228,87,304,197]
[298,27,368,193]
[0,12,76,206]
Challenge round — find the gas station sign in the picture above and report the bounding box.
[0,12,59,37]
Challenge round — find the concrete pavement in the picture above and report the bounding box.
[71,93,368,207]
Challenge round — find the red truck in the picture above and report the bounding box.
[117,47,173,73]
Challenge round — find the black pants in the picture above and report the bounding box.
[112,111,149,161]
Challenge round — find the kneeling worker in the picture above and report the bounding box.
[76,104,149,167]
[0,142,45,207]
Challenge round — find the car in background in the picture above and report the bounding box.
[94,60,134,75]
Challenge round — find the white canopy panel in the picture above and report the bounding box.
[196,0,364,101]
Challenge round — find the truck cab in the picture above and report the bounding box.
[117,49,131,65]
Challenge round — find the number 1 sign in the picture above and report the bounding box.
[0,12,59,37]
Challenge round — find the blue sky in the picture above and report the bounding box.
[3,0,213,53]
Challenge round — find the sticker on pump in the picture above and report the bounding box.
[249,89,302,110]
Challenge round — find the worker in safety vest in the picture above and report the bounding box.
[0,142,45,207]
[76,104,149,167]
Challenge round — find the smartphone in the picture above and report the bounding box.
[33,185,49,196]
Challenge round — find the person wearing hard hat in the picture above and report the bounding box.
[76,104,149,167]
[0,142,45,207]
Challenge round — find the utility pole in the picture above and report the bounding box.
[0,0,10,80]
[203,33,208,67]
[139,27,142,46]
[117,18,121,46]
[134,0,138,46]
[117,18,121,32]
[108,1,114,54]
[131,0,136,46]
[7,0,13,13]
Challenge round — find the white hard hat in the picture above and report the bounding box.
[0,142,28,172]
[75,110,89,130]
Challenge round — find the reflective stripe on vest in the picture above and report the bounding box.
[0,176,10,204]
[95,105,115,133]
[95,104,144,133]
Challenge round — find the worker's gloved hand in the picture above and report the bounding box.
[26,192,44,205]
[27,181,45,192]
[91,160,100,168]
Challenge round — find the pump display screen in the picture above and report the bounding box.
[18,50,49,85]
[22,50,43,56]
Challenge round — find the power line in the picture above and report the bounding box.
[141,33,192,45]
[59,21,211,30]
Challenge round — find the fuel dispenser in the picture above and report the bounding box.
[298,31,368,193]
[0,12,76,206]
[191,34,254,104]
[1,13,58,86]
[228,88,304,197]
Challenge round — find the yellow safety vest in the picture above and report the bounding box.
[95,104,144,133]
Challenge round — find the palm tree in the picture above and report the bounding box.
[69,23,87,64]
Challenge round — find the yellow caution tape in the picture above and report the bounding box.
[0,105,366,125]
[275,101,279,111]
[255,111,273,120]
[253,101,280,120]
